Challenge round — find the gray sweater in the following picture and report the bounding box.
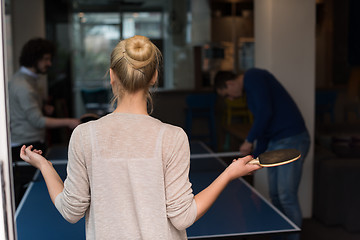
[8,70,46,145]
[55,113,197,239]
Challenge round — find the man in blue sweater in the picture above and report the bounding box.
[214,68,310,240]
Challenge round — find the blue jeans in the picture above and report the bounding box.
[266,131,310,240]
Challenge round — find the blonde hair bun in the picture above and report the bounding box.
[110,35,162,113]
[125,35,154,69]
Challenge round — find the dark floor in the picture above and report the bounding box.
[300,218,360,240]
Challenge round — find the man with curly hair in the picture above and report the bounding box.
[8,38,79,206]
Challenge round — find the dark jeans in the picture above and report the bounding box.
[12,141,47,207]
[267,131,310,240]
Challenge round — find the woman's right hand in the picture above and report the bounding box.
[20,145,50,169]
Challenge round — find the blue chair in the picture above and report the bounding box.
[185,93,217,150]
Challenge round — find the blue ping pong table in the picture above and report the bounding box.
[15,141,299,239]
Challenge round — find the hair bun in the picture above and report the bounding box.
[125,35,154,68]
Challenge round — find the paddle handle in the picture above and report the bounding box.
[247,158,260,165]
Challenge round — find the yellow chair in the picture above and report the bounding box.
[224,96,253,125]
[222,96,253,151]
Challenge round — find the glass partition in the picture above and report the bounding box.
[71,11,164,117]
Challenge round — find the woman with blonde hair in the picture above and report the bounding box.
[20,35,261,240]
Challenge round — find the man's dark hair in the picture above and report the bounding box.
[19,38,55,67]
[214,71,238,90]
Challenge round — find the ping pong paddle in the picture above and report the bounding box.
[80,113,100,123]
[247,149,301,167]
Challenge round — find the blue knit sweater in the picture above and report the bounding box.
[244,68,307,155]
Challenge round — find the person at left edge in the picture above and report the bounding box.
[8,37,80,161]
[8,38,80,206]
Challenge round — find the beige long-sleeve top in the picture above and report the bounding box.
[55,112,197,240]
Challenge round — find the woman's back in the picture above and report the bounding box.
[55,113,197,239]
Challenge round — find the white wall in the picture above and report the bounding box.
[0,0,16,238]
[254,0,315,218]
